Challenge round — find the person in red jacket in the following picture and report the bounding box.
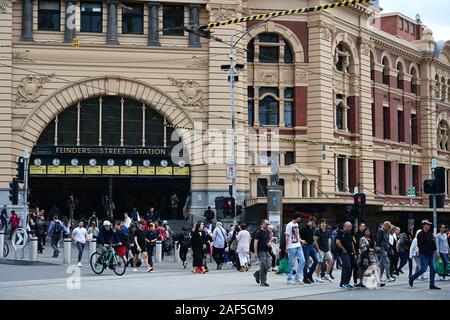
[8,211,20,239]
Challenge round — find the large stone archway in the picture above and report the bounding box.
[19,76,195,152]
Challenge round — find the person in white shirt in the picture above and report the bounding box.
[236,223,251,271]
[124,212,132,229]
[72,220,88,267]
[285,212,306,285]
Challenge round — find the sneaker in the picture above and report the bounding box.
[217,263,224,270]
[77,262,82,267]
[323,274,333,282]
[345,284,354,289]
[147,267,154,272]
[303,278,311,284]
[294,279,304,285]
[340,284,350,289]
[329,275,335,280]
[287,280,294,285]
[430,285,441,290]
[260,283,269,287]
[308,275,315,283]
[183,261,187,269]
[315,277,324,283]
[409,276,414,287]
[132,268,138,272]
[253,273,260,284]
[387,278,396,282]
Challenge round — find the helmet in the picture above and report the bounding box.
[103,220,112,227]
[163,220,168,225]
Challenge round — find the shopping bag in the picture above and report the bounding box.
[278,257,291,274]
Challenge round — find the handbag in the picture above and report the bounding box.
[230,239,238,251]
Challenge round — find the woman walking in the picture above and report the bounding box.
[236,223,251,272]
[397,228,413,275]
[191,222,207,273]
[355,228,374,288]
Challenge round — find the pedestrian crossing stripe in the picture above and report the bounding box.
[200,0,373,30]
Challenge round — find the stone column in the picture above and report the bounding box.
[148,2,161,46]
[21,0,33,42]
[106,0,120,45]
[188,4,201,48]
[64,0,77,43]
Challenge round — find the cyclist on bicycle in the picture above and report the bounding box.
[97,220,121,265]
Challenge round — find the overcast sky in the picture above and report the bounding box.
[380,0,450,41]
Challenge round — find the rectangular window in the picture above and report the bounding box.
[81,2,103,33]
[373,161,377,193]
[257,178,267,197]
[410,23,415,35]
[413,165,419,196]
[383,107,390,139]
[404,20,409,33]
[372,104,376,136]
[384,162,391,195]
[279,179,285,197]
[285,152,295,166]
[284,88,294,128]
[163,5,184,36]
[411,114,418,144]
[80,99,99,146]
[248,86,254,126]
[337,157,346,192]
[259,46,279,63]
[399,164,406,195]
[336,104,344,130]
[399,18,403,30]
[122,4,144,34]
[38,0,60,31]
[398,110,404,142]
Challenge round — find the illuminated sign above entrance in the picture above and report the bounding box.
[55,147,167,156]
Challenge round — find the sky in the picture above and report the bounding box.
[380,0,450,41]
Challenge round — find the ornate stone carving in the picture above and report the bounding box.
[206,3,242,23]
[16,74,54,104]
[295,70,309,81]
[168,77,203,111]
[358,37,374,55]
[319,22,336,41]
[186,56,209,70]
[257,71,277,85]
[12,50,33,63]
[0,0,16,13]
[281,69,294,84]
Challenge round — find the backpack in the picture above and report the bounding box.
[182,234,191,248]
[54,221,62,235]
[249,228,259,253]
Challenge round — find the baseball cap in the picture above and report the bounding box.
[103,220,112,227]
[421,219,432,225]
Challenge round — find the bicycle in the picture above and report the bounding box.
[3,242,8,257]
[90,244,126,276]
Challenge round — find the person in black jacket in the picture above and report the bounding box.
[191,222,207,273]
[409,220,440,290]
[34,214,47,253]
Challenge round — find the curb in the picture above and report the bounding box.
[0,259,59,266]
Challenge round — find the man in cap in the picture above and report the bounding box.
[409,220,440,290]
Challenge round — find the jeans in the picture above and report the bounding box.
[147,245,154,266]
[254,251,272,285]
[410,254,436,286]
[287,247,306,281]
[302,244,318,279]
[379,249,391,280]
[179,246,188,262]
[398,251,413,275]
[439,252,449,275]
[37,233,45,252]
[340,253,352,286]
[76,242,85,263]
[212,247,225,267]
[51,236,60,256]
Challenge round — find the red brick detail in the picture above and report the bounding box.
[347,96,359,134]
[295,86,307,127]
[391,163,399,196]
[348,158,360,192]
[375,161,384,194]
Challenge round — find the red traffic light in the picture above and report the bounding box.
[357,197,362,204]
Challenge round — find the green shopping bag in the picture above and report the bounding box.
[435,257,450,276]
[278,257,291,274]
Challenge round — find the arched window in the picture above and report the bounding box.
[438,120,449,151]
[246,33,294,64]
[334,42,353,73]
[259,95,279,126]
[397,62,404,90]
[382,57,390,85]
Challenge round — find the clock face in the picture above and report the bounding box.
[52,158,60,166]
[34,158,42,166]
[178,160,186,167]
[89,159,97,166]
[143,159,151,167]
[160,160,168,167]
[71,159,79,166]
[125,159,133,167]
[107,159,115,166]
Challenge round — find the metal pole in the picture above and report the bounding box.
[23,149,30,229]
[229,36,237,226]
[409,119,413,206]
[432,168,437,235]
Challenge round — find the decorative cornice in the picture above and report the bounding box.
[371,38,422,62]
[0,0,16,13]
[186,56,208,70]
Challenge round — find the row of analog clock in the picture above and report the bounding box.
[33,158,186,168]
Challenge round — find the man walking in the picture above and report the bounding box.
[314,219,334,283]
[212,222,227,270]
[72,220,87,267]
[204,206,215,230]
[285,212,306,285]
[47,215,63,258]
[300,216,319,283]
[409,220,441,290]
[336,221,355,289]
[34,214,47,254]
[376,221,395,282]
[253,219,272,287]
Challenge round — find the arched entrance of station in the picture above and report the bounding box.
[28,94,191,221]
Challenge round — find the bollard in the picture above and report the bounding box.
[175,241,180,263]
[0,231,4,258]
[29,237,38,261]
[63,238,71,264]
[156,240,162,263]
[15,248,24,260]
[89,238,97,259]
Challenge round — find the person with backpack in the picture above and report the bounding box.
[34,214,47,254]
[48,215,63,258]
[204,206,215,230]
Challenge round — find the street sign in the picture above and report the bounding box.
[12,228,28,250]
[226,163,236,179]
[407,187,416,197]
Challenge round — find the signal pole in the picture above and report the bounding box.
[22,149,30,229]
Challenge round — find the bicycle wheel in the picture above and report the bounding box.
[90,252,106,275]
[112,254,126,276]
[3,243,9,257]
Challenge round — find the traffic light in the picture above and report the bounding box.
[353,193,366,221]
[223,197,235,217]
[9,178,19,205]
[16,157,25,183]
[434,167,446,194]
[424,179,437,194]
